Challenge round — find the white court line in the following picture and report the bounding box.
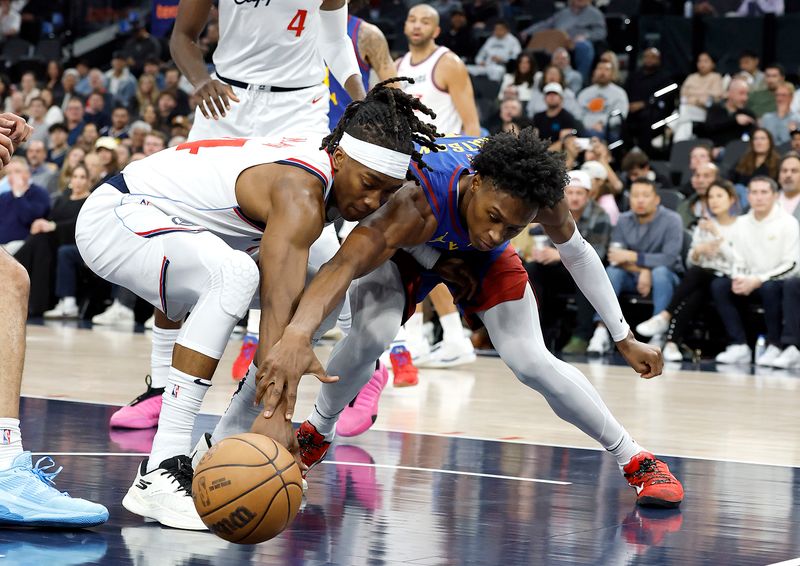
[320,460,571,485]
[28,452,569,485]
[766,559,800,566]
[22,394,800,469]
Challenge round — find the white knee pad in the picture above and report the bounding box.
[218,251,259,320]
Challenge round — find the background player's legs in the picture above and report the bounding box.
[479,285,644,467]
[0,249,108,526]
[419,284,476,368]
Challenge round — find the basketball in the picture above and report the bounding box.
[192,433,303,544]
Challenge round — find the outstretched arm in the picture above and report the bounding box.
[257,184,437,419]
[537,200,663,378]
[321,0,366,101]
[358,21,397,84]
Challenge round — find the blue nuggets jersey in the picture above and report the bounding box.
[410,136,508,254]
[327,16,371,130]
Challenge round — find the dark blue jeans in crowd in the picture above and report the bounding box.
[573,40,595,85]
[600,265,680,319]
[55,244,82,298]
[710,277,784,346]
[781,277,800,347]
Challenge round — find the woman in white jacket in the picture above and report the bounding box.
[636,180,743,361]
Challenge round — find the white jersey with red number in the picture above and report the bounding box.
[119,137,334,253]
[397,46,463,135]
[213,0,325,87]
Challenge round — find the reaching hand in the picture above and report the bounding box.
[255,329,339,421]
[616,331,663,379]
[193,79,241,120]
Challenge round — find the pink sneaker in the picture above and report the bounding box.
[109,376,164,429]
[336,362,389,437]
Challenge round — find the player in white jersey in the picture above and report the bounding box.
[75,85,440,530]
[389,4,482,374]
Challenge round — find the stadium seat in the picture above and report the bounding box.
[657,188,685,211]
[668,138,712,186]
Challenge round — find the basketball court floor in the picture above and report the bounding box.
[7,321,800,565]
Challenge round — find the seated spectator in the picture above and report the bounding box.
[598,51,621,84]
[15,165,92,317]
[124,20,163,75]
[163,67,192,117]
[582,158,621,224]
[730,127,779,186]
[19,72,40,110]
[141,103,161,133]
[102,106,131,141]
[64,98,86,146]
[778,152,800,223]
[26,140,58,194]
[678,162,718,229]
[78,69,110,107]
[156,92,180,136]
[748,63,784,118]
[679,143,714,196]
[115,143,132,170]
[142,59,166,90]
[760,82,800,147]
[674,52,724,142]
[713,176,799,365]
[702,78,756,150]
[724,50,765,92]
[4,91,23,115]
[587,179,684,354]
[532,82,581,144]
[84,92,111,131]
[0,158,50,254]
[39,89,64,127]
[524,170,611,354]
[45,60,63,105]
[498,53,536,104]
[527,65,580,117]
[625,48,674,155]
[521,0,606,84]
[544,47,582,94]
[93,137,120,181]
[83,151,104,186]
[620,150,670,190]
[791,129,800,153]
[105,51,137,109]
[128,120,151,153]
[57,147,86,191]
[470,21,521,82]
[439,8,477,61]
[0,0,21,38]
[636,180,742,361]
[133,74,160,116]
[143,131,167,156]
[76,122,100,154]
[494,98,524,134]
[576,61,629,140]
[25,97,50,146]
[774,276,800,368]
[46,123,70,169]
[60,69,81,113]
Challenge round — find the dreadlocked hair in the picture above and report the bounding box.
[321,77,442,171]
[471,127,568,209]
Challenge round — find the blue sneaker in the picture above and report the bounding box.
[0,452,109,527]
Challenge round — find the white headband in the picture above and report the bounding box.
[338,132,412,180]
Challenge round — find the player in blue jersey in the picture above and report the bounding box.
[253,128,685,508]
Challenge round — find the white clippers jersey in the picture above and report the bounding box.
[397,46,463,135]
[120,137,334,253]
[213,0,326,87]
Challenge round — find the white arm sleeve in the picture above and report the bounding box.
[402,244,441,270]
[554,227,631,342]
[319,6,361,89]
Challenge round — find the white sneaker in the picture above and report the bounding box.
[756,344,783,367]
[772,345,800,369]
[121,456,207,530]
[417,338,476,368]
[407,337,431,364]
[635,314,669,337]
[587,326,611,356]
[92,300,135,325]
[43,299,79,319]
[662,341,683,362]
[648,333,665,348]
[715,344,752,365]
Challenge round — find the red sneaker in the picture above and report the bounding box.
[231,333,258,381]
[623,451,684,508]
[296,421,331,477]
[390,345,418,387]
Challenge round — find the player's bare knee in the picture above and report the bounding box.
[1,256,30,304]
[218,251,259,320]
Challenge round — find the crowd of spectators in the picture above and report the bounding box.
[2,0,800,367]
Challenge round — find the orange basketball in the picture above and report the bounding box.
[192,433,303,544]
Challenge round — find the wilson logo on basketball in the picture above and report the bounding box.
[209,506,257,537]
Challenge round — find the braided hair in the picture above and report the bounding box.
[322,77,441,171]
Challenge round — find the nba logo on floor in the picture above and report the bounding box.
[171,385,181,398]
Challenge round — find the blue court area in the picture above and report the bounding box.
[4,396,799,565]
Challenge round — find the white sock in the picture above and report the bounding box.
[307,405,338,442]
[405,312,424,342]
[212,363,262,441]
[150,327,180,389]
[439,311,465,343]
[147,368,211,472]
[607,431,644,469]
[0,418,23,469]
[63,296,77,310]
[246,309,260,336]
